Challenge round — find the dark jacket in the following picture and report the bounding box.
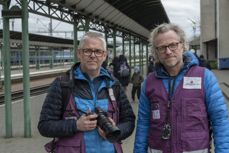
[116,63,130,87]
[113,55,130,87]
[147,62,155,74]
[199,59,211,70]
[38,63,135,141]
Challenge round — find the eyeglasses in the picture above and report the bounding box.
[81,48,105,57]
[156,42,181,54]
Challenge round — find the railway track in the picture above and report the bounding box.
[0,84,50,105]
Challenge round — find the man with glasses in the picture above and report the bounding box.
[134,23,229,153]
[38,31,135,153]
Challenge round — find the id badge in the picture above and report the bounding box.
[152,103,160,119]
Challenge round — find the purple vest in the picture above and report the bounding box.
[146,66,210,153]
[45,91,123,153]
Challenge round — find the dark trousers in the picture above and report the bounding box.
[131,85,141,101]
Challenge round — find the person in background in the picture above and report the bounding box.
[102,54,109,69]
[108,63,114,75]
[147,55,155,74]
[111,56,119,77]
[134,23,229,153]
[38,31,135,153]
[131,66,143,102]
[199,54,212,70]
[113,54,130,91]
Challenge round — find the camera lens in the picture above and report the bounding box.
[96,107,121,143]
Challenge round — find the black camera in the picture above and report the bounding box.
[95,107,121,143]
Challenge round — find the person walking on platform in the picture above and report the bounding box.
[38,31,135,153]
[114,54,131,91]
[130,66,143,102]
[134,23,229,153]
[147,55,155,74]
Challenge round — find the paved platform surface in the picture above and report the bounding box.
[0,69,228,153]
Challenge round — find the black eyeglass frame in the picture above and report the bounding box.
[156,42,182,54]
[80,48,105,57]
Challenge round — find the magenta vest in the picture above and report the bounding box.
[45,92,123,153]
[146,66,211,153]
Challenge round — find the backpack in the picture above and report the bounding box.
[119,62,130,77]
[44,72,72,153]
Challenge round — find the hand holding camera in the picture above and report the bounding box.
[76,107,121,142]
[76,112,98,131]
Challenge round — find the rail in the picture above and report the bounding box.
[0,84,50,105]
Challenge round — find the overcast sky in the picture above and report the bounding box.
[161,0,200,40]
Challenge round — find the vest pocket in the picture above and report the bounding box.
[181,98,210,151]
[182,97,208,131]
[181,131,210,151]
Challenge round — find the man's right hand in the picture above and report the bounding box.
[76,113,98,131]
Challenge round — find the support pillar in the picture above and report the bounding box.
[122,32,125,55]
[22,0,31,137]
[3,0,12,138]
[133,37,136,67]
[113,29,116,57]
[129,34,132,72]
[73,19,78,63]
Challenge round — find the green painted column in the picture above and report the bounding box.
[70,48,74,63]
[140,40,144,74]
[146,43,149,72]
[139,40,142,72]
[146,43,149,64]
[85,17,89,32]
[3,0,12,138]
[133,37,136,67]
[73,21,78,63]
[22,0,31,137]
[129,34,132,72]
[49,48,53,69]
[105,28,108,45]
[36,46,40,70]
[113,29,116,58]
[0,44,2,87]
[122,32,125,55]
[19,49,22,66]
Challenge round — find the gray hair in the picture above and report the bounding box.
[149,23,189,63]
[78,31,107,50]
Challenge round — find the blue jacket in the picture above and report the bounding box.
[134,51,229,153]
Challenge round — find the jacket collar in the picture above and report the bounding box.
[69,62,113,81]
[154,51,199,79]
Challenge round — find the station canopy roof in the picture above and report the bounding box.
[48,0,169,39]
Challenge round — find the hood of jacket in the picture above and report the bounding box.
[66,62,120,88]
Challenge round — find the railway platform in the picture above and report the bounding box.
[0,69,228,153]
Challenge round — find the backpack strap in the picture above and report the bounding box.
[105,79,119,123]
[45,70,74,153]
[58,70,75,114]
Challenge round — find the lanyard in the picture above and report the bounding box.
[167,77,176,108]
[162,77,176,140]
